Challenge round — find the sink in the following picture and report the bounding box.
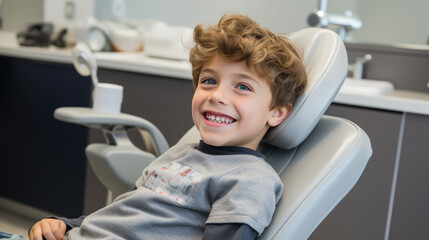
[340,78,395,95]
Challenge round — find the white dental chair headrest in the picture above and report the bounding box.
[263,28,348,149]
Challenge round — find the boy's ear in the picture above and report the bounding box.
[268,104,292,127]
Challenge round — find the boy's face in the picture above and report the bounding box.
[192,54,289,150]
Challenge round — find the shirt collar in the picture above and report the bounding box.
[197,140,266,160]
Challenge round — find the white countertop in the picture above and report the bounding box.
[334,89,429,115]
[93,52,192,80]
[0,31,192,80]
[1,31,429,116]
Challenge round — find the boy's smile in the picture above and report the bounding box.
[204,111,236,125]
[192,54,289,150]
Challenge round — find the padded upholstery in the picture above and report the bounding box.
[258,116,371,239]
[264,28,348,149]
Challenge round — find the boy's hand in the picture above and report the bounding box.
[29,218,67,240]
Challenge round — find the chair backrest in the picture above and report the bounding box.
[178,28,372,239]
[264,28,347,149]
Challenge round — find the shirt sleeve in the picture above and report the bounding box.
[203,223,257,240]
[206,163,283,235]
[53,187,138,230]
[55,215,86,229]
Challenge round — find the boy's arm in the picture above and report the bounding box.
[203,223,257,240]
[28,216,85,240]
[29,185,136,240]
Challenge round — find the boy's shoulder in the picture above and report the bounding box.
[163,142,200,157]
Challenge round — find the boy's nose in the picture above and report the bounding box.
[208,87,228,105]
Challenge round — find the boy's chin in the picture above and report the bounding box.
[200,134,232,147]
[201,138,225,147]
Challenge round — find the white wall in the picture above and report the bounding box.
[1,0,44,31]
[354,0,429,45]
[94,0,357,35]
[43,0,94,43]
[1,0,427,45]
[44,0,94,24]
[94,0,427,45]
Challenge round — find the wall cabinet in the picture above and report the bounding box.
[0,56,91,217]
[310,104,402,239]
[389,113,429,240]
[310,104,429,240]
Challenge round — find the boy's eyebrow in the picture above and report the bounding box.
[200,68,261,85]
[234,73,261,85]
[200,68,217,76]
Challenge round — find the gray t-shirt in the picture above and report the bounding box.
[65,142,283,240]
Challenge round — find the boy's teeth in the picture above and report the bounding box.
[206,113,233,123]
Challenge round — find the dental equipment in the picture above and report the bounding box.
[348,54,372,79]
[72,43,99,87]
[71,43,123,114]
[307,0,362,40]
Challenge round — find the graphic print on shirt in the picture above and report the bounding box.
[145,162,203,205]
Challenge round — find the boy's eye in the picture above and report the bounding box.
[201,78,216,85]
[236,84,252,91]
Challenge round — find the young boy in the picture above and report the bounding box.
[29,13,307,240]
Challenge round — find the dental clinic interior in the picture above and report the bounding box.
[1,0,428,239]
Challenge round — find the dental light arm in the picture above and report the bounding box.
[72,43,99,87]
[307,0,362,40]
[308,10,362,29]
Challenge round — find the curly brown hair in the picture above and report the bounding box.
[189,13,307,109]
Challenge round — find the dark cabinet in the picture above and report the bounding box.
[389,113,429,240]
[0,56,91,217]
[310,104,403,240]
[311,104,429,240]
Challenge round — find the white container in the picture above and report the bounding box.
[144,21,194,60]
[92,83,123,114]
[110,27,143,52]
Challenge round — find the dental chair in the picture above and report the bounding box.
[54,28,372,240]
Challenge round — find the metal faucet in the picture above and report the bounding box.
[348,54,372,80]
[308,0,362,40]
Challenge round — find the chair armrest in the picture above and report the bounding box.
[54,107,169,155]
